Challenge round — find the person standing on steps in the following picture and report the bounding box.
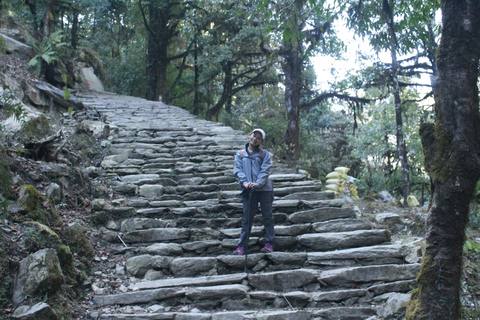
[233,128,275,255]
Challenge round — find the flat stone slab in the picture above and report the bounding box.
[94,287,186,306]
[300,199,345,208]
[255,311,313,320]
[319,263,421,286]
[313,307,377,320]
[298,230,391,251]
[270,174,308,182]
[139,243,183,256]
[220,226,264,238]
[209,310,313,320]
[175,314,211,320]
[289,207,356,224]
[122,228,190,243]
[367,280,417,296]
[129,273,247,291]
[308,245,406,266]
[274,224,311,236]
[312,218,372,233]
[248,269,319,291]
[99,313,176,319]
[185,284,249,300]
[274,186,322,197]
[217,253,265,269]
[273,199,300,211]
[121,174,161,185]
[311,288,367,302]
[249,291,278,300]
[266,252,308,266]
[182,240,222,252]
[170,257,217,277]
[120,218,170,232]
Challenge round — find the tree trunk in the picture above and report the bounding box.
[144,2,170,102]
[206,61,233,121]
[146,3,162,101]
[43,0,56,40]
[282,39,303,159]
[25,0,39,30]
[193,30,201,116]
[407,1,480,319]
[383,0,409,206]
[71,9,79,49]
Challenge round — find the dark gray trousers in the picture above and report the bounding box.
[238,191,275,248]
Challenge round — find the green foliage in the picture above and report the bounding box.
[0,87,27,131]
[62,74,71,100]
[347,0,440,57]
[348,89,429,198]
[0,234,13,313]
[464,241,480,253]
[103,44,147,97]
[0,36,6,53]
[468,179,480,228]
[462,239,480,319]
[223,85,286,154]
[28,30,68,75]
[299,107,357,179]
[0,149,13,219]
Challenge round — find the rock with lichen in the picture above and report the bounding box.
[12,248,65,306]
[18,184,40,212]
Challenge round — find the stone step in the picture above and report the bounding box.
[319,263,421,287]
[288,207,356,223]
[97,307,377,320]
[270,174,309,182]
[220,224,313,238]
[95,266,416,309]
[297,229,391,251]
[117,225,388,251]
[77,91,417,320]
[307,244,406,267]
[107,211,368,237]
[122,243,410,279]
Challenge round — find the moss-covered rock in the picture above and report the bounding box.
[20,113,50,140]
[62,223,93,269]
[18,184,40,212]
[56,244,74,268]
[23,221,62,253]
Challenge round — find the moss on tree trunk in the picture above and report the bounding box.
[408,1,480,319]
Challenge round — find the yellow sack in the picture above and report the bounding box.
[334,167,350,174]
[407,195,420,207]
[325,184,340,191]
[326,179,342,185]
[326,172,340,179]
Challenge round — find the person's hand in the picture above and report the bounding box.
[244,182,259,189]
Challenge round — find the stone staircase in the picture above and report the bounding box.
[76,90,419,320]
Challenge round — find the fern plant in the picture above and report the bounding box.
[0,87,26,126]
[28,30,68,75]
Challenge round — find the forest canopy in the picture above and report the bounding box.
[0,0,443,201]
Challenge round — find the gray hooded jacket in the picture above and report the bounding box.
[233,144,273,192]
